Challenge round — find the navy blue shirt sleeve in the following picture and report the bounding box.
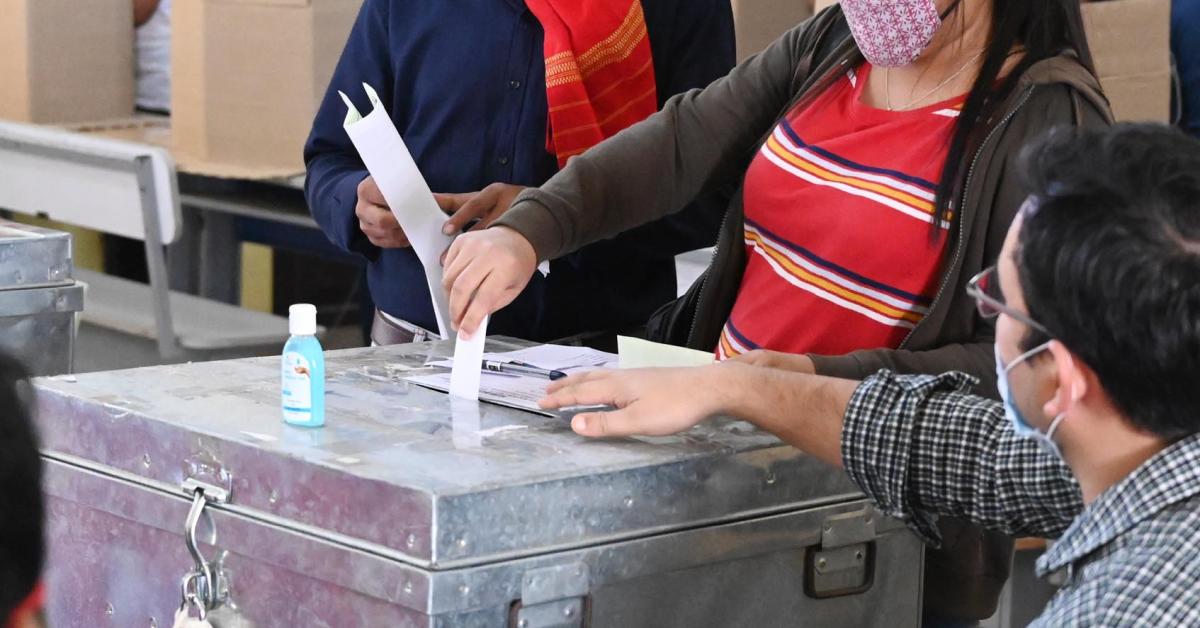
[1173,0,1200,137]
[302,0,391,262]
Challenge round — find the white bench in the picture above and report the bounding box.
[0,120,299,368]
[76,269,291,351]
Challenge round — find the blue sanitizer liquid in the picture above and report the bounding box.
[281,304,325,427]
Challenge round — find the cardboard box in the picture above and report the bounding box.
[172,0,361,178]
[0,0,135,124]
[1083,0,1172,122]
[732,0,815,62]
[813,0,838,13]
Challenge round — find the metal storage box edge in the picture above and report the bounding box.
[0,220,82,375]
[34,339,923,626]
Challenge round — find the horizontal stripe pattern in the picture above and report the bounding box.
[717,320,759,360]
[725,64,958,357]
[743,221,931,330]
[761,122,952,229]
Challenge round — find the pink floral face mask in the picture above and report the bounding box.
[839,0,947,68]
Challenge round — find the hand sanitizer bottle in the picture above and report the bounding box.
[281,304,325,427]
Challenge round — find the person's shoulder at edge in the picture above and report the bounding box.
[1009,53,1111,115]
[1084,501,1200,623]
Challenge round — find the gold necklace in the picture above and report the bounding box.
[885,49,986,111]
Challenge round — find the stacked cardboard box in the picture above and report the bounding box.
[731,0,815,62]
[0,0,134,124]
[172,0,362,178]
[1083,0,1172,122]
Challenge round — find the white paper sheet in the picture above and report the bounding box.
[341,84,453,338]
[407,370,558,416]
[448,315,488,400]
[428,344,616,371]
[450,397,483,448]
[407,345,618,415]
[617,336,716,369]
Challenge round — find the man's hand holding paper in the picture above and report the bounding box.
[356,175,412,249]
[356,176,519,250]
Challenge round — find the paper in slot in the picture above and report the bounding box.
[340,84,453,338]
[449,315,488,400]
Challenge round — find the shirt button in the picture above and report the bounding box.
[510,80,522,89]
[498,156,510,165]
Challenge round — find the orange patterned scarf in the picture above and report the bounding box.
[525,0,658,167]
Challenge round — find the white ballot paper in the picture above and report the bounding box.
[340,84,453,338]
[427,344,615,370]
[448,316,488,400]
[407,345,617,415]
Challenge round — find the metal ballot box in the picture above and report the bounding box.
[34,339,923,627]
[0,221,82,375]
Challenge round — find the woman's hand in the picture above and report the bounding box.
[728,350,815,374]
[540,365,741,438]
[441,226,538,335]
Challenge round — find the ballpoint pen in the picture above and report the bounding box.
[481,360,568,381]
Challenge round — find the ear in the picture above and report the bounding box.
[1043,340,1089,418]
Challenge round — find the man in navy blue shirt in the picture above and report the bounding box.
[304,0,735,344]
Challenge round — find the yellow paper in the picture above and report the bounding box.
[617,336,715,369]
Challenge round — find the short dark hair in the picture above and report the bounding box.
[1017,124,1200,440]
[0,354,43,622]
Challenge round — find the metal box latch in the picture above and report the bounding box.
[511,562,591,628]
[178,478,232,620]
[806,507,877,599]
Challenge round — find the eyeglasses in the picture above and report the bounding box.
[966,265,1051,335]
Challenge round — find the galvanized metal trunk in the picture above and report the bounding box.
[34,339,923,627]
[0,221,81,375]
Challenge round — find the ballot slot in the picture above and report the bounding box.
[408,343,618,415]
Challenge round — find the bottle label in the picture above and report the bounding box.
[281,351,313,422]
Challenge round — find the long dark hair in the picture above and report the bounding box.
[934,0,1096,227]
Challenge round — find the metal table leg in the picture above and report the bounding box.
[169,206,203,295]
[198,212,241,304]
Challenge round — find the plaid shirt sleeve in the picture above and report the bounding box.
[841,370,1085,547]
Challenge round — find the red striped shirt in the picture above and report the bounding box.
[718,64,962,360]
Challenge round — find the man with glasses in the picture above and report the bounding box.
[535,124,1200,624]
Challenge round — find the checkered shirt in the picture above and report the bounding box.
[842,370,1200,626]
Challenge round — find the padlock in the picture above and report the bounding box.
[205,605,258,628]
[172,574,214,628]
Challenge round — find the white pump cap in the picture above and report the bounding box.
[289,304,318,336]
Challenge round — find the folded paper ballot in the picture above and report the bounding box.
[617,336,716,369]
[340,84,453,339]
